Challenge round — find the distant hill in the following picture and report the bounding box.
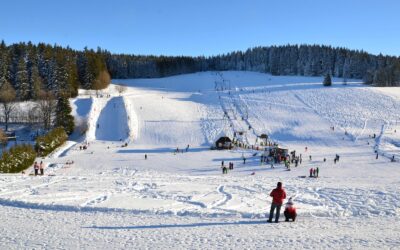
[0,41,399,100]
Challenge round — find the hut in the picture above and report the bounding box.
[215,136,232,149]
[257,134,268,145]
[215,131,233,149]
[259,134,268,139]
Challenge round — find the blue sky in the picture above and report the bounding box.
[0,0,399,56]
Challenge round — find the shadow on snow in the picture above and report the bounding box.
[117,147,210,154]
[84,220,267,230]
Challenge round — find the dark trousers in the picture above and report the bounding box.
[40,169,44,175]
[34,169,38,176]
[268,203,282,222]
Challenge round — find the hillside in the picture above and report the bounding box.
[1,42,400,104]
[0,71,399,249]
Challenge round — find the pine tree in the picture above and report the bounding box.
[54,94,74,135]
[65,58,79,97]
[323,73,332,86]
[15,57,30,100]
[29,64,44,99]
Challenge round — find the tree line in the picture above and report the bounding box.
[0,41,110,101]
[0,41,107,133]
[105,45,400,86]
[1,42,400,100]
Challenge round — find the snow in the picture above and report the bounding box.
[1,71,400,249]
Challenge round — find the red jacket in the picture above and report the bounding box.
[285,206,297,216]
[270,187,287,205]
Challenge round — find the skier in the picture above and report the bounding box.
[316,167,319,177]
[243,157,246,164]
[33,162,39,176]
[284,197,297,222]
[309,155,312,161]
[222,166,228,174]
[267,182,287,223]
[376,153,379,159]
[313,168,317,177]
[39,161,45,175]
[145,154,147,160]
[186,144,190,152]
[309,168,313,177]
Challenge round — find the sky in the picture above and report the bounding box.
[0,0,399,57]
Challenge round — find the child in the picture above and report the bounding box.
[284,197,297,222]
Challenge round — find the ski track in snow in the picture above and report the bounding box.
[211,185,233,208]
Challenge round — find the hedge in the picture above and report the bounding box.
[35,127,68,157]
[0,144,36,173]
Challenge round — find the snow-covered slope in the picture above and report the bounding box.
[1,71,400,249]
[95,97,130,141]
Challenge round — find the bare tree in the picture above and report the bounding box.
[27,105,40,125]
[115,84,127,96]
[92,70,111,97]
[0,80,17,131]
[36,91,57,131]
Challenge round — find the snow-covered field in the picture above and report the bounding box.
[1,71,400,249]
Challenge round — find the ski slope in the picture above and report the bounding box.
[95,97,129,141]
[1,71,400,249]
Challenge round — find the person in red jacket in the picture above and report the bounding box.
[267,182,287,223]
[284,197,297,222]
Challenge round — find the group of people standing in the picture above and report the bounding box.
[33,161,45,176]
[309,167,319,177]
[221,161,234,174]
